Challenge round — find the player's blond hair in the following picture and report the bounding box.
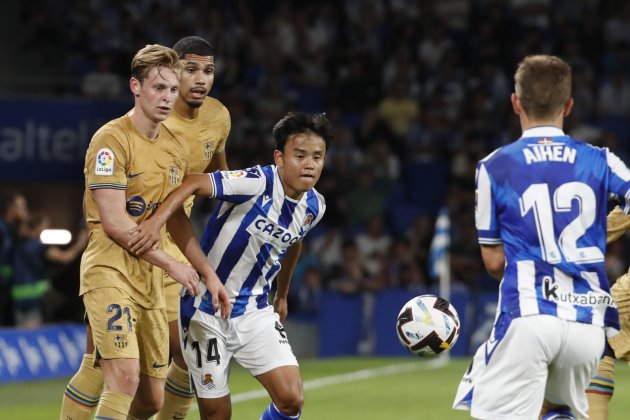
[514,55,572,120]
[131,44,181,83]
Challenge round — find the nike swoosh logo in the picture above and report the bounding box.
[152,362,167,368]
[128,172,144,179]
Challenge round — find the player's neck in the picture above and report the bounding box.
[174,100,199,120]
[520,114,564,132]
[128,109,161,140]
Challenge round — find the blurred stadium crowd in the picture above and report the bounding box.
[3,0,630,326]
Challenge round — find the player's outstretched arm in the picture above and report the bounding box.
[167,208,231,318]
[480,244,505,281]
[128,174,215,254]
[273,241,303,321]
[93,188,201,296]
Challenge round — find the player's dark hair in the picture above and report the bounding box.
[514,55,572,120]
[173,36,214,59]
[272,112,333,152]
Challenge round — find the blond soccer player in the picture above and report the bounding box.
[60,44,229,420]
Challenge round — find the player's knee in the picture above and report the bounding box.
[199,397,231,419]
[136,391,164,416]
[109,369,140,395]
[275,388,304,415]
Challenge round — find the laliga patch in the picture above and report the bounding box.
[223,170,246,179]
[95,148,115,176]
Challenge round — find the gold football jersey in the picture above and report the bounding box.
[607,206,630,245]
[80,114,189,308]
[161,97,231,263]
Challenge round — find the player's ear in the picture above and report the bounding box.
[130,77,141,97]
[562,97,574,118]
[273,149,283,169]
[511,93,521,115]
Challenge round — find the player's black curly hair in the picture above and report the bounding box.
[172,36,214,59]
[272,112,334,152]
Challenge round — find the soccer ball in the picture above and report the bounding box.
[396,294,460,357]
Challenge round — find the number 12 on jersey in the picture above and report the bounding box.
[519,182,604,264]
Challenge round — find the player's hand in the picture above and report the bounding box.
[128,218,161,255]
[273,295,288,322]
[200,270,231,319]
[168,262,200,297]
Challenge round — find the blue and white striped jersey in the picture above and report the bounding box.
[476,126,630,332]
[191,165,325,318]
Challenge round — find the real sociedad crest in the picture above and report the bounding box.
[300,213,314,236]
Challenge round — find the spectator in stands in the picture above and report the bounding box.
[0,191,29,327]
[296,267,324,317]
[355,215,392,278]
[81,54,124,99]
[309,222,344,275]
[12,212,87,328]
[329,238,371,294]
[597,65,630,117]
[386,237,427,291]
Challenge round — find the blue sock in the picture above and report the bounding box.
[541,407,576,420]
[260,402,301,420]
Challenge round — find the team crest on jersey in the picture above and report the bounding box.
[204,142,213,160]
[201,373,215,390]
[168,166,182,185]
[299,213,314,236]
[113,333,128,349]
[95,148,114,176]
[223,170,247,179]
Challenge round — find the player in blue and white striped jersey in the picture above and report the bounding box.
[129,111,333,420]
[453,55,630,420]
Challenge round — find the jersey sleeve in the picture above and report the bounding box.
[475,161,501,244]
[606,149,630,214]
[215,108,231,154]
[607,206,630,244]
[85,130,128,190]
[209,167,265,203]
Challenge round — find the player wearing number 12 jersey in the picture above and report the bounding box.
[453,55,630,419]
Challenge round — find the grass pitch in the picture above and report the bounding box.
[1,357,629,419]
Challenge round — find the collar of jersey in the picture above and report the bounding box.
[521,126,565,138]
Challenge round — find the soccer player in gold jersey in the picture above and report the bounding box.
[59,44,229,420]
[586,206,630,420]
[155,36,231,420]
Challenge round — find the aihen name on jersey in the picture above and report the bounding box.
[246,215,305,248]
[523,142,577,164]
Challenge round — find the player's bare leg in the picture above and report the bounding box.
[196,395,232,420]
[155,320,195,419]
[129,373,166,419]
[257,365,304,418]
[95,358,139,419]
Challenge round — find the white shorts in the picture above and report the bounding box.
[453,313,604,420]
[179,305,298,399]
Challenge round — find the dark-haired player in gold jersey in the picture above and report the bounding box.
[156,36,231,420]
[59,44,230,420]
